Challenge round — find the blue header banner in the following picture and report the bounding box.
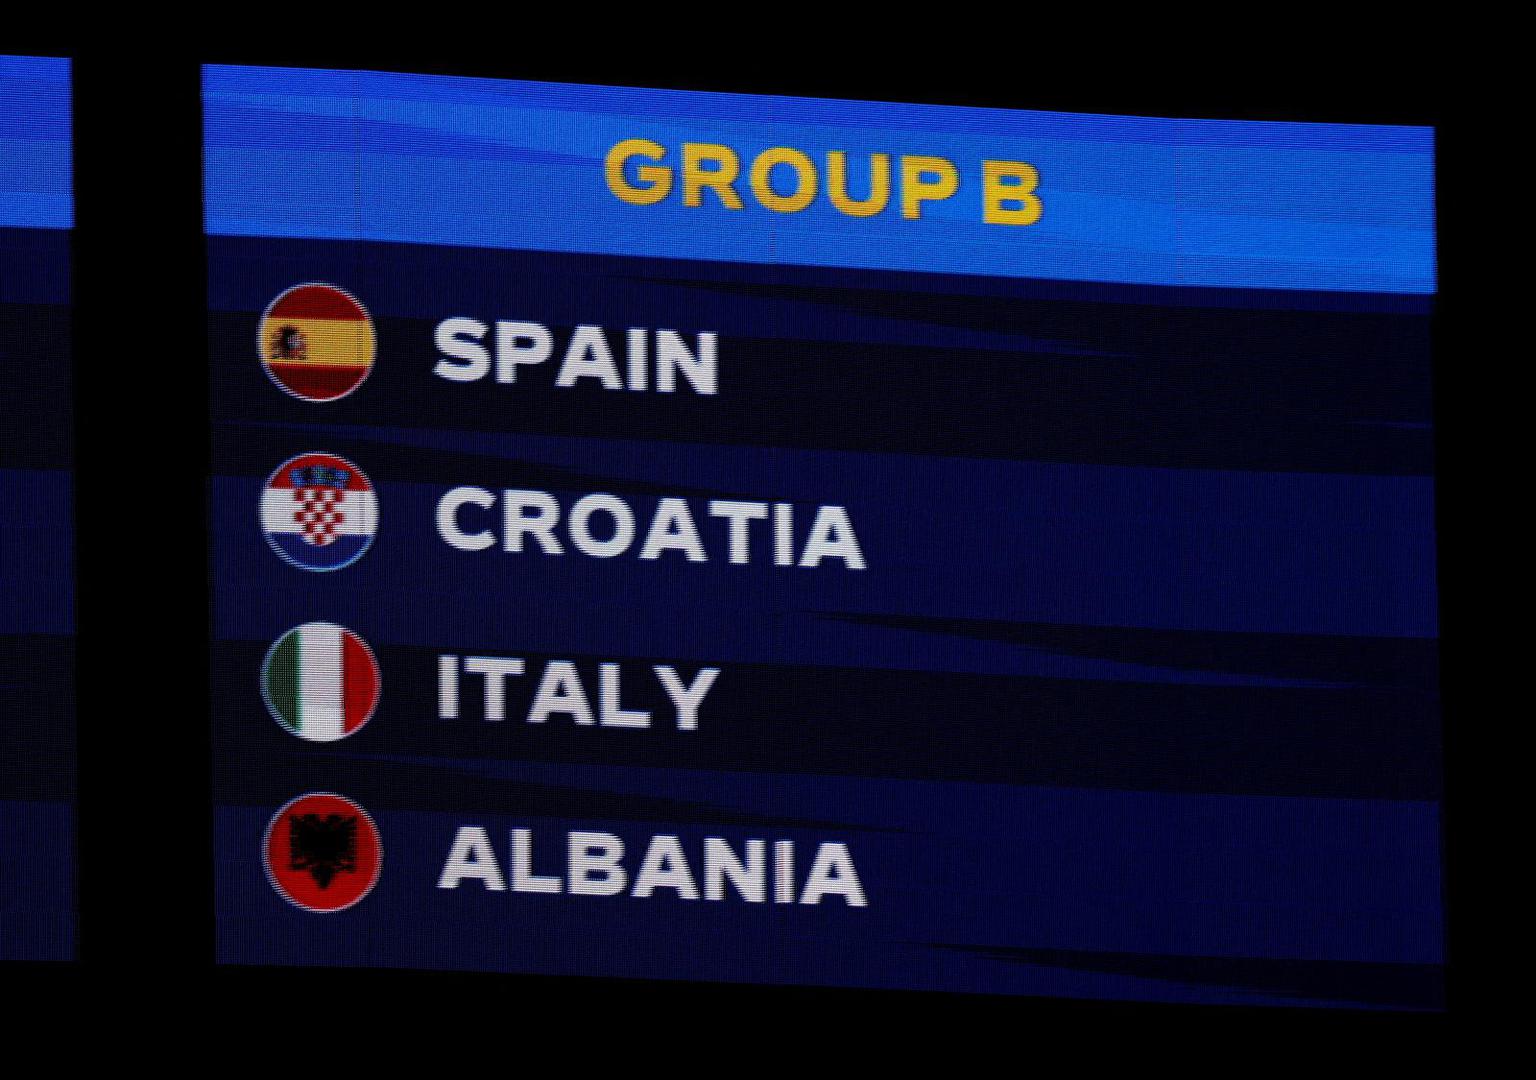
[203,65,1435,295]
[0,55,71,230]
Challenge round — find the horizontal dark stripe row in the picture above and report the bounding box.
[0,228,70,306]
[0,302,72,470]
[206,235,1435,317]
[209,427,1439,639]
[206,236,1433,476]
[0,635,75,800]
[209,307,1433,476]
[213,754,866,834]
[824,612,1440,690]
[212,640,1441,800]
[211,424,754,500]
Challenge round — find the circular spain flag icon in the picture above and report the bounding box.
[261,623,381,741]
[264,792,382,913]
[260,452,378,571]
[259,283,375,402]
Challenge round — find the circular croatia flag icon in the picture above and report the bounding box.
[260,452,378,571]
[264,792,382,913]
[259,283,376,402]
[261,623,380,741]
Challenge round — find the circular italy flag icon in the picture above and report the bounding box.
[259,283,375,402]
[262,623,380,741]
[260,451,378,571]
[264,792,382,913]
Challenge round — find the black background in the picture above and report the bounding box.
[2,30,1460,1050]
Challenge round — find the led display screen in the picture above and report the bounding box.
[0,54,74,961]
[204,65,1440,1008]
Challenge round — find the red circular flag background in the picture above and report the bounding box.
[263,793,382,912]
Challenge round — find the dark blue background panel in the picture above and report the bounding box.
[0,55,73,962]
[206,65,1440,1007]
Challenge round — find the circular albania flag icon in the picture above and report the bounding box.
[263,792,382,912]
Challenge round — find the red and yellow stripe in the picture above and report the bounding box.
[259,284,375,401]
